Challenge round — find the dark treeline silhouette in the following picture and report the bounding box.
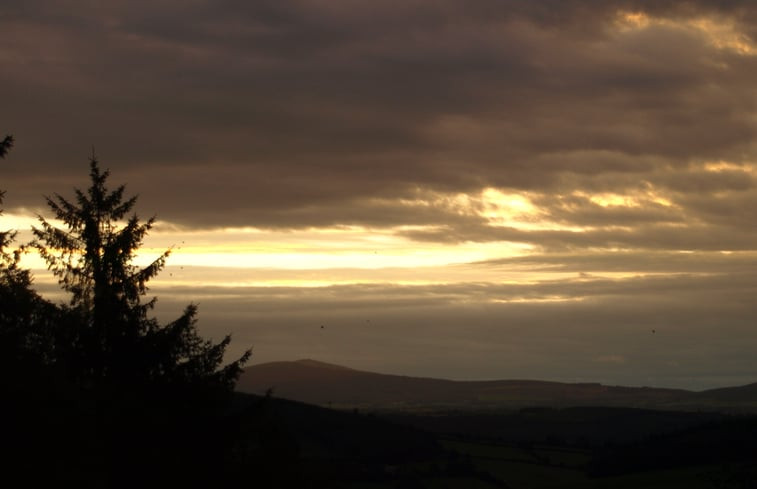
[0,142,287,487]
[0,140,446,489]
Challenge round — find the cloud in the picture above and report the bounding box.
[141,270,757,389]
[4,1,757,388]
[2,1,757,236]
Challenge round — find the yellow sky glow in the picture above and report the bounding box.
[3,180,725,291]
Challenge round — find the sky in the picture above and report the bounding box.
[2,0,757,390]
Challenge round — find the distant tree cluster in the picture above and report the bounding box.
[0,137,257,487]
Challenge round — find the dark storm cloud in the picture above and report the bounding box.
[2,0,757,248]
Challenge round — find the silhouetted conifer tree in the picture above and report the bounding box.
[0,134,57,365]
[0,136,78,487]
[2,145,265,487]
[32,156,251,392]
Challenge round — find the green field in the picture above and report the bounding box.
[440,438,729,489]
[304,405,757,489]
[342,436,753,489]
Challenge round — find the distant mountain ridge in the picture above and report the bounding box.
[236,359,757,412]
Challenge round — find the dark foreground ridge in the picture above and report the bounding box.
[238,359,757,413]
[233,363,757,488]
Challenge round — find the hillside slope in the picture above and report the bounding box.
[236,359,724,411]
